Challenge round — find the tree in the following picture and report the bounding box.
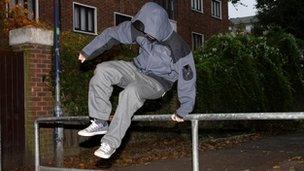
[256,0,304,39]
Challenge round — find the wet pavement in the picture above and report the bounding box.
[112,132,304,171]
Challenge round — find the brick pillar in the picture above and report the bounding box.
[9,27,54,164]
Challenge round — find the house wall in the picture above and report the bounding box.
[39,0,149,33]
[174,0,229,45]
[11,42,54,163]
[38,0,229,47]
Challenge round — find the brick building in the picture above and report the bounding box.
[7,0,229,50]
[1,0,229,169]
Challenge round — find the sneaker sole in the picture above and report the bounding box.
[94,150,116,159]
[77,130,107,137]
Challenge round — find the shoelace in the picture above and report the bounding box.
[85,120,99,132]
[100,143,111,153]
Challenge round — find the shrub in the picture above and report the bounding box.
[264,27,304,97]
[194,33,294,113]
[59,32,176,116]
[60,32,94,115]
[59,30,303,120]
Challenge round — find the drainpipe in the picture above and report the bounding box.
[53,0,63,167]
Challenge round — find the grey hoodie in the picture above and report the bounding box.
[81,2,196,118]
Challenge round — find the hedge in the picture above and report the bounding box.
[58,30,304,118]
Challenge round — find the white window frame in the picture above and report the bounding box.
[191,0,203,13]
[169,19,177,32]
[211,0,222,20]
[192,32,204,50]
[72,2,97,35]
[113,12,133,26]
[35,0,39,21]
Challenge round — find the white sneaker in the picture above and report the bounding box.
[78,120,108,137]
[94,142,116,159]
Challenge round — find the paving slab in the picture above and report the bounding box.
[112,132,304,171]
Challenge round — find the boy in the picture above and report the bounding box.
[78,2,196,159]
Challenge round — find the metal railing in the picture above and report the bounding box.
[34,112,304,171]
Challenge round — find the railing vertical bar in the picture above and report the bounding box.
[191,120,199,171]
[34,121,40,171]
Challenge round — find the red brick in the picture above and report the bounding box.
[38,0,229,47]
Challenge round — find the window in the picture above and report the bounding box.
[192,32,204,50]
[7,0,37,20]
[114,12,132,26]
[161,0,178,31]
[191,0,203,13]
[162,0,177,20]
[211,0,222,19]
[73,2,97,34]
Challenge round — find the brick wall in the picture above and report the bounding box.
[177,0,230,45]
[2,0,230,49]
[46,0,149,32]
[11,43,54,163]
[38,0,229,47]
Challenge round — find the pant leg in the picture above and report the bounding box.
[88,61,138,120]
[102,72,165,148]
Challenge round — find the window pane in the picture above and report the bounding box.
[191,0,193,9]
[194,35,197,49]
[217,2,221,17]
[217,1,220,17]
[88,9,93,32]
[199,0,201,11]
[74,6,79,29]
[193,33,203,50]
[80,8,86,30]
[115,14,132,25]
[212,1,215,15]
[215,2,218,16]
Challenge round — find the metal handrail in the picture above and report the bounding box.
[34,112,304,171]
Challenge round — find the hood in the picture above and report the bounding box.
[132,2,173,42]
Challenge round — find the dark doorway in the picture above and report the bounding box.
[0,49,25,170]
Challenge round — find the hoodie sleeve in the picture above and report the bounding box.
[80,21,134,60]
[176,53,197,118]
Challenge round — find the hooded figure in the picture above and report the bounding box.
[78,2,196,159]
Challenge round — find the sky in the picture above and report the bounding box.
[228,0,257,18]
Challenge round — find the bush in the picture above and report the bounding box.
[264,27,304,97]
[194,33,294,113]
[59,30,304,121]
[60,32,94,115]
[59,32,176,116]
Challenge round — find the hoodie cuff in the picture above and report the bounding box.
[80,50,92,60]
[176,110,187,118]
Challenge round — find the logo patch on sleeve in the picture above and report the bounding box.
[182,65,193,81]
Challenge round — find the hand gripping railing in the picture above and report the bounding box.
[34,112,304,171]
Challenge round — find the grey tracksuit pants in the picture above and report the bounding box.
[89,60,165,148]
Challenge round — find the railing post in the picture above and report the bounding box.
[34,121,40,171]
[191,120,199,171]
